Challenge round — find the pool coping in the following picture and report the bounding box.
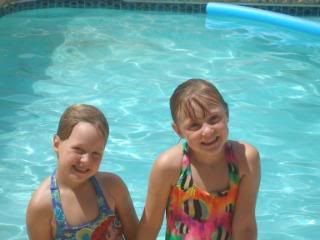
[0,0,319,17]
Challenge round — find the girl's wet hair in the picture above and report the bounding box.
[56,104,109,143]
[170,79,229,123]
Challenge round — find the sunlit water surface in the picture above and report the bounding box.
[0,8,319,240]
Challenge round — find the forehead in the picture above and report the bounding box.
[176,99,225,123]
[68,122,105,143]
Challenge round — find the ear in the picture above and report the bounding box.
[172,122,183,138]
[53,135,61,152]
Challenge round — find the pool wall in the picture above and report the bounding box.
[0,0,319,16]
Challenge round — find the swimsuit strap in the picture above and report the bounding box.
[177,142,193,191]
[50,170,66,236]
[89,175,113,215]
[182,141,188,155]
[225,142,240,185]
[225,142,236,164]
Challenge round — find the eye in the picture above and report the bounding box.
[187,123,201,131]
[92,152,102,158]
[73,147,85,154]
[208,115,220,124]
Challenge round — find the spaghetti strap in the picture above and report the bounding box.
[182,141,188,154]
[225,141,237,164]
[50,170,66,235]
[90,176,113,215]
[225,142,240,185]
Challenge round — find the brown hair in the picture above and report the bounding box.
[170,79,229,123]
[56,104,109,143]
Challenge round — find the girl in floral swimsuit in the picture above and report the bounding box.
[137,79,260,240]
[27,104,138,240]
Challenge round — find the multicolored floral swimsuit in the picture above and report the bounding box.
[50,171,124,240]
[166,142,240,240]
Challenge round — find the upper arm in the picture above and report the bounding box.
[26,183,53,240]
[137,148,181,240]
[111,176,139,240]
[232,142,261,239]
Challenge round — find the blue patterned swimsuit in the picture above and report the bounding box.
[50,171,125,240]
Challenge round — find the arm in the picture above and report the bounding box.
[26,180,54,240]
[232,142,261,240]
[137,147,181,240]
[111,175,139,240]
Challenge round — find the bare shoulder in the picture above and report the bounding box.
[28,177,52,213]
[96,172,126,191]
[152,144,184,184]
[98,172,134,198]
[230,141,260,177]
[26,176,53,234]
[154,144,183,171]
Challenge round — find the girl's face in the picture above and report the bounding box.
[54,122,106,182]
[173,103,228,157]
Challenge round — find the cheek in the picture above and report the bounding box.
[64,151,80,161]
[216,122,228,133]
[93,160,102,169]
[92,157,103,165]
[186,130,201,140]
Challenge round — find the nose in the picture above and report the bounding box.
[201,123,214,137]
[80,153,91,165]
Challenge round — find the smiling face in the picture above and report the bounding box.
[170,79,229,158]
[54,122,106,183]
[173,102,229,157]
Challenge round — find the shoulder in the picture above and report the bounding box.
[230,141,260,178]
[95,172,126,192]
[95,172,132,205]
[151,144,184,184]
[95,172,127,195]
[27,177,53,223]
[28,177,52,212]
[96,171,124,184]
[154,144,183,171]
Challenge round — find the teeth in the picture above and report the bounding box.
[73,166,88,173]
[203,137,218,145]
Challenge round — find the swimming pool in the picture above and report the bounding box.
[0,7,319,239]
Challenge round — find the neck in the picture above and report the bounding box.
[188,144,226,167]
[55,169,90,191]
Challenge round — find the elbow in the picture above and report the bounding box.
[136,222,159,240]
[232,223,257,240]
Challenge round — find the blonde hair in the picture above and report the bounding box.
[170,79,228,123]
[56,104,109,143]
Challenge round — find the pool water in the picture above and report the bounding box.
[0,8,319,240]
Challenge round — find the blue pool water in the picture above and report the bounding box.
[0,8,320,240]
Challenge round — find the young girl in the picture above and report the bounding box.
[137,79,260,240]
[26,104,138,240]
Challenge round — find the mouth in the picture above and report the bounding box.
[72,165,90,174]
[201,136,219,146]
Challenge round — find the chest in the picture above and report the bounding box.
[190,162,230,194]
[59,186,100,226]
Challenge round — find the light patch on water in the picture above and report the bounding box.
[23,145,34,155]
[1,8,320,240]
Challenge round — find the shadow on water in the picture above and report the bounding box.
[0,8,70,152]
[0,9,71,234]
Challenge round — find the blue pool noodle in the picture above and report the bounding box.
[206,3,320,36]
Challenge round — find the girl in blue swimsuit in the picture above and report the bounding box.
[27,104,138,240]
